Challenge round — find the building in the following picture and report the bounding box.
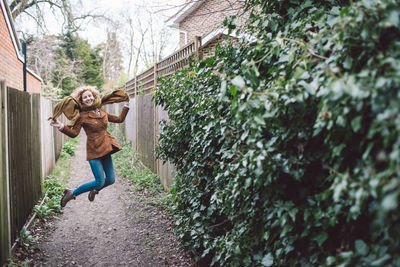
[0,0,41,93]
[168,0,249,52]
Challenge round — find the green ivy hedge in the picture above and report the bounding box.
[154,0,400,265]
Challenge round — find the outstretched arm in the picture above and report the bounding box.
[50,118,82,138]
[50,119,64,130]
[107,102,130,123]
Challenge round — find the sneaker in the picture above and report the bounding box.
[88,189,99,202]
[60,189,75,207]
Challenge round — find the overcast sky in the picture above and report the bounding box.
[78,0,185,46]
[13,0,186,73]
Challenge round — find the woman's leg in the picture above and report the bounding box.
[99,154,115,191]
[73,158,105,196]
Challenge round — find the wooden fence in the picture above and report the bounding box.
[0,81,11,265]
[0,81,67,264]
[121,37,202,189]
[7,87,42,246]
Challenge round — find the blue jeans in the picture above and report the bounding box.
[73,154,115,196]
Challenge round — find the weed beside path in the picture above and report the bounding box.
[22,132,193,266]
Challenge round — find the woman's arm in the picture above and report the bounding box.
[61,121,82,138]
[50,118,82,138]
[107,102,130,123]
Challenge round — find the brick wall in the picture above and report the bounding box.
[0,4,41,93]
[27,73,41,93]
[179,0,249,47]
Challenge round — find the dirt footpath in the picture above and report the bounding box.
[34,134,194,266]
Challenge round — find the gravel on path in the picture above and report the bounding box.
[34,134,194,267]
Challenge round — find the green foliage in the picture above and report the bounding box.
[154,0,400,265]
[33,176,65,220]
[34,138,79,220]
[62,141,76,156]
[78,40,104,88]
[6,261,29,267]
[109,126,164,195]
[59,137,78,159]
[55,32,104,97]
[16,227,37,248]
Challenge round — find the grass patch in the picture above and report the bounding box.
[33,137,79,221]
[50,137,78,185]
[109,125,164,196]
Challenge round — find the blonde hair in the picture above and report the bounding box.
[71,85,100,105]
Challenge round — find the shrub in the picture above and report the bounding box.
[61,139,76,156]
[110,125,164,195]
[154,0,400,266]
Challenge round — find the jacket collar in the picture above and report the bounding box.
[88,109,105,119]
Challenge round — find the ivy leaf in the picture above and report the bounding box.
[293,67,305,80]
[343,56,352,69]
[230,86,238,97]
[314,232,328,246]
[254,115,265,126]
[355,240,369,256]
[298,80,315,95]
[231,76,246,88]
[261,253,274,266]
[351,116,362,132]
[276,37,283,46]
[381,192,398,211]
[385,8,400,27]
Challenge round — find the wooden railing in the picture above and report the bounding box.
[123,36,201,96]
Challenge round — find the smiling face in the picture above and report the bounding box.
[81,90,95,106]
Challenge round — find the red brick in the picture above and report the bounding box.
[0,3,41,93]
[177,0,249,47]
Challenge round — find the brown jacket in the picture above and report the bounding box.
[61,107,129,160]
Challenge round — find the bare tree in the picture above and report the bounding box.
[27,35,82,98]
[100,31,123,83]
[135,9,175,69]
[117,6,165,78]
[8,0,108,34]
[130,18,148,78]
[53,54,82,90]
[27,35,59,82]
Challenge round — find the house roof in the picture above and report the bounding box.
[0,0,42,81]
[167,0,206,28]
[1,0,23,60]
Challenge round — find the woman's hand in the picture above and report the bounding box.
[124,101,130,108]
[50,119,64,130]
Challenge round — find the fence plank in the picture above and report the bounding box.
[31,94,42,198]
[52,100,64,160]
[7,88,40,244]
[0,81,11,265]
[124,101,136,149]
[137,94,154,171]
[41,97,56,178]
[157,105,174,189]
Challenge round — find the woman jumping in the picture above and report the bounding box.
[49,85,130,208]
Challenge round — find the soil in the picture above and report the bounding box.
[11,134,195,267]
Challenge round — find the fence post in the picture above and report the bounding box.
[195,36,202,60]
[31,94,43,197]
[134,77,138,152]
[0,81,11,265]
[153,63,159,174]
